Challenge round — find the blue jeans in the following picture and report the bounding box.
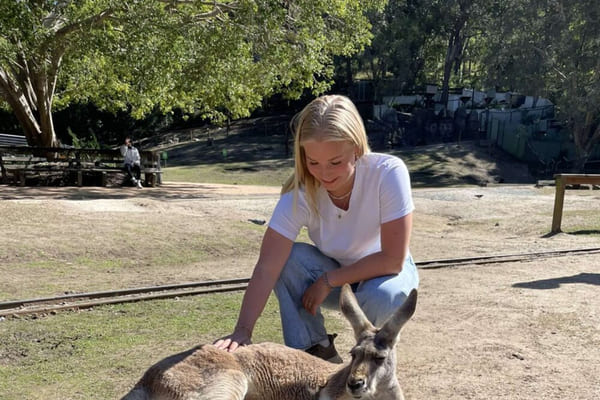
[273,242,419,350]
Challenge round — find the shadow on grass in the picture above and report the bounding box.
[395,143,536,187]
[542,230,600,238]
[166,135,536,188]
[166,128,291,166]
[570,229,600,235]
[0,183,262,201]
[513,272,600,290]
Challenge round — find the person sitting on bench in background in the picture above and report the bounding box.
[120,137,143,188]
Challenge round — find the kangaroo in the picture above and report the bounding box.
[121,284,417,400]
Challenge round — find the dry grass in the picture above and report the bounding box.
[1,136,599,399]
[0,197,268,300]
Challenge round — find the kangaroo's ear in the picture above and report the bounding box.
[375,289,418,348]
[340,284,374,340]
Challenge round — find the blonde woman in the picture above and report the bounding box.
[215,95,418,362]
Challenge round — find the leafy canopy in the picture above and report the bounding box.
[0,0,385,122]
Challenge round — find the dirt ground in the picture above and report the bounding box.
[1,181,599,399]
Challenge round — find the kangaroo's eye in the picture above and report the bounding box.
[372,356,386,366]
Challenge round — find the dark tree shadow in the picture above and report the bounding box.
[513,273,600,290]
[542,230,600,238]
[570,230,600,235]
[0,183,256,201]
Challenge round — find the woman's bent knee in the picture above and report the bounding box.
[357,284,410,326]
[355,261,419,326]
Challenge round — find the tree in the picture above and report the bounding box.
[358,0,440,100]
[482,0,600,169]
[428,0,497,109]
[547,0,600,169]
[351,0,491,104]
[0,0,384,148]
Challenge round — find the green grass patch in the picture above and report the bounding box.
[0,292,279,399]
[74,257,136,270]
[0,291,346,399]
[163,159,293,186]
[561,210,600,236]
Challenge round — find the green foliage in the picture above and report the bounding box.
[355,0,495,95]
[67,127,100,149]
[479,0,600,162]
[358,0,437,95]
[348,0,599,165]
[3,0,597,159]
[1,0,381,124]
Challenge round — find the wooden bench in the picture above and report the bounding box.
[77,165,162,187]
[0,153,71,186]
[0,133,28,146]
[551,173,600,233]
[0,146,162,187]
[89,152,162,187]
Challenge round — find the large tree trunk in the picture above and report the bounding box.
[440,23,466,110]
[0,4,116,150]
[440,1,471,111]
[0,55,61,149]
[439,38,455,110]
[0,71,43,143]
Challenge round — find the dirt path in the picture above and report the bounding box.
[401,253,600,399]
[1,182,598,293]
[1,182,599,399]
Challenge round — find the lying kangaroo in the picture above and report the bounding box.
[121,284,417,400]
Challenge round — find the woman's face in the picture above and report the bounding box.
[303,140,357,193]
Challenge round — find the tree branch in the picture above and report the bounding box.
[190,1,240,21]
[160,0,239,8]
[37,7,120,62]
[0,67,43,140]
[591,123,600,148]
[532,45,568,81]
[14,50,38,110]
[0,68,10,98]
[42,11,68,32]
[47,50,63,102]
[54,9,117,39]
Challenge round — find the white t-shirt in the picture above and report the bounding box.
[269,152,414,267]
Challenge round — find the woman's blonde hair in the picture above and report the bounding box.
[281,95,371,214]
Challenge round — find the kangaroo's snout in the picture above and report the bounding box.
[347,375,367,396]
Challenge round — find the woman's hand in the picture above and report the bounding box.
[213,327,252,352]
[302,274,332,315]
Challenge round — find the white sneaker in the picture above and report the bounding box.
[137,180,143,189]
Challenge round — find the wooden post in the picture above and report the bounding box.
[18,169,25,186]
[550,174,600,234]
[551,175,566,233]
[148,173,156,187]
[0,153,6,183]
